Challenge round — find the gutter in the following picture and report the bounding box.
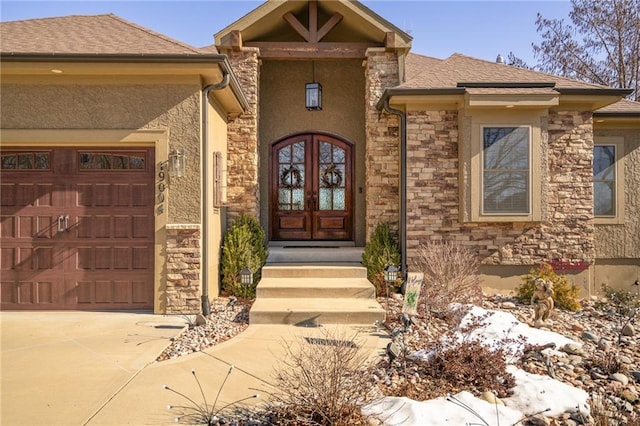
[200,72,231,316]
[376,87,465,110]
[381,97,408,281]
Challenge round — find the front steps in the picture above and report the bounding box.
[249,265,385,325]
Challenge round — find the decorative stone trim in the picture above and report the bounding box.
[364,48,401,239]
[165,225,201,314]
[226,48,261,226]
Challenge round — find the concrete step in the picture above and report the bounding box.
[261,264,367,279]
[249,297,385,325]
[267,247,364,263]
[256,277,375,299]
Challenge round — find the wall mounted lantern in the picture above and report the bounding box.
[169,148,186,178]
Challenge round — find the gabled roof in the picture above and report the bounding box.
[1,14,208,55]
[215,0,411,55]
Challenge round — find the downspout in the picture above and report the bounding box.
[382,97,408,279]
[201,72,230,316]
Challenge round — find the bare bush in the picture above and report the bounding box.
[410,240,482,315]
[262,327,377,425]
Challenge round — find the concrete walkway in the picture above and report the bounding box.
[1,311,389,425]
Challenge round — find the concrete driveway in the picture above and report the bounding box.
[1,311,389,425]
[0,311,187,426]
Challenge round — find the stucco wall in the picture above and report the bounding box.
[0,76,203,224]
[594,128,640,259]
[259,59,366,244]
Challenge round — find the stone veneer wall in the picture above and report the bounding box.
[364,48,401,238]
[165,225,201,314]
[226,48,260,225]
[405,109,595,268]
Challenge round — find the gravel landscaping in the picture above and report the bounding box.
[157,293,639,425]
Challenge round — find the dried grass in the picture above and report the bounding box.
[410,240,482,316]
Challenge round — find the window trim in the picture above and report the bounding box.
[594,137,625,225]
[464,110,543,223]
[480,125,532,216]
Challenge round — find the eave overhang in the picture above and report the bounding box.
[0,53,249,116]
[377,85,633,113]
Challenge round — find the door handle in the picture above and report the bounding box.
[57,215,65,233]
[64,215,70,232]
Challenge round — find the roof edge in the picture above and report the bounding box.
[556,87,633,96]
[0,52,220,62]
[456,82,556,88]
[593,111,640,117]
[376,88,465,110]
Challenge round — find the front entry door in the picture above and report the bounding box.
[271,134,352,241]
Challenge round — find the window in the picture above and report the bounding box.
[482,126,530,214]
[461,110,542,223]
[593,145,616,216]
[593,138,624,224]
[1,152,51,170]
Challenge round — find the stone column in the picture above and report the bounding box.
[165,224,201,314]
[226,48,260,225]
[364,48,401,238]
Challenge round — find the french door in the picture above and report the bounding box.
[270,134,353,241]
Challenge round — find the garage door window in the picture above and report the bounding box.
[1,152,51,170]
[79,152,146,170]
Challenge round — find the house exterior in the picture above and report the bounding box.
[1,0,638,314]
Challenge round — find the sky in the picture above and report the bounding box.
[0,1,572,65]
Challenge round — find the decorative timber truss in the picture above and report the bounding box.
[218,0,410,59]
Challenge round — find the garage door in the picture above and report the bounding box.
[1,147,155,310]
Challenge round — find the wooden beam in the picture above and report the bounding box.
[309,0,318,42]
[230,30,243,52]
[245,41,376,59]
[283,11,310,42]
[384,32,396,50]
[317,13,343,42]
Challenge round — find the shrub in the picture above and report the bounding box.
[220,215,268,297]
[517,263,581,311]
[361,223,401,296]
[409,240,482,315]
[263,328,376,425]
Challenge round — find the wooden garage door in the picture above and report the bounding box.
[0,148,155,310]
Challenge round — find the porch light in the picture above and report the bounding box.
[168,148,186,178]
[305,82,322,111]
[240,267,253,287]
[384,265,399,284]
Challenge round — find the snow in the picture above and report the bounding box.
[412,305,579,361]
[364,391,523,426]
[366,305,591,425]
[504,365,590,418]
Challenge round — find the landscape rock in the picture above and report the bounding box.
[621,323,635,336]
[611,373,629,386]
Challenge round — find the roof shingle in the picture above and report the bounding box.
[403,53,612,91]
[0,14,209,55]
